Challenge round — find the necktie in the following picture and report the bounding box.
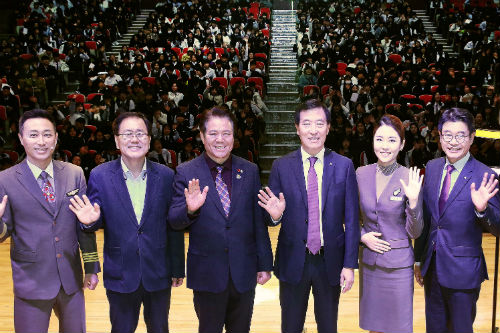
[438,164,455,214]
[307,157,321,254]
[215,166,230,217]
[40,171,56,208]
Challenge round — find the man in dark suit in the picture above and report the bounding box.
[0,109,100,333]
[258,99,360,333]
[415,107,500,333]
[168,107,273,333]
[69,112,185,333]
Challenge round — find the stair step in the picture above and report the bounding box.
[263,110,295,121]
[265,122,297,131]
[267,83,297,92]
[260,143,299,156]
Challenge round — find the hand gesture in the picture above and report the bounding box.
[471,173,499,213]
[185,179,208,214]
[340,268,354,293]
[257,271,271,285]
[83,273,99,290]
[257,187,286,221]
[400,166,423,209]
[0,195,8,219]
[69,195,101,225]
[361,232,391,253]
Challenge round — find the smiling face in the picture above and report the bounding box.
[440,120,474,164]
[200,116,234,164]
[19,118,58,169]
[373,124,404,166]
[114,117,151,163]
[296,107,330,156]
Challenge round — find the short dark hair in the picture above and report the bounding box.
[112,112,152,136]
[373,114,405,142]
[19,109,56,135]
[199,107,236,134]
[294,99,331,125]
[438,107,475,134]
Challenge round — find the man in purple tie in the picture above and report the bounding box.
[258,99,360,333]
[168,107,273,333]
[415,107,500,333]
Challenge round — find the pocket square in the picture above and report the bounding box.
[66,188,79,197]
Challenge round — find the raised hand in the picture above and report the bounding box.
[400,166,423,209]
[361,232,391,253]
[471,172,499,213]
[69,195,101,225]
[185,179,209,214]
[257,187,286,221]
[0,195,8,219]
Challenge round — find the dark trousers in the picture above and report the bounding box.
[424,255,480,333]
[280,252,341,333]
[193,277,255,333]
[106,283,172,333]
[14,287,85,333]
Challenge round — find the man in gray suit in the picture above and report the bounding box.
[0,109,100,333]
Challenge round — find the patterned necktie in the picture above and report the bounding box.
[215,166,230,217]
[40,171,56,207]
[438,164,455,214]
[307,156,321,254]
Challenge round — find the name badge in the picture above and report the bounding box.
[66,188,79,197]
[390,196,403,201]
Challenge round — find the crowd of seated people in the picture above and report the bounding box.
[296,0,500,169]
[0,0,272,174]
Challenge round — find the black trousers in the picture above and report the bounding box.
[280,252,341,333]
[106,283,172,333]
[193,277,255,333]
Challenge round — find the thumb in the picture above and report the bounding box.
[278,192,285,202]
[202,186,209,195]
[372,232,382,237]
[470,182,476,192]
[93,203,100,212]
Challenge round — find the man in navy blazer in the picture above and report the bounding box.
[70,112,185,333]
[258,99,360,333]
[0,109,100,333]
[415,108,500,333]
[168,107,273,333]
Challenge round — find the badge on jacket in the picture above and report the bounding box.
[66,188,79,197]
[390,188,403,201]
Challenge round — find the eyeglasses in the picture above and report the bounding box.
[117,132,148,140]
[441,133,469,144]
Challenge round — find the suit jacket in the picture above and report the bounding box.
[267,149,360,286]
[85,159,185,293]
[168,154,273,293]
[414,156,500,289]
[0,160,100,300]
[357,164,423,268]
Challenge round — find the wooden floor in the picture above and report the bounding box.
[1,228,499,333]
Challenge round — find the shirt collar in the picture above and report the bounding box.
[445,152,470,174]
[27,159,54,179]
[301,147,325,165]
[121,157,147,180]
[204,153,232,171]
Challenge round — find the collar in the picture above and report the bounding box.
[445,152,470,174]
[300,147,325,165]
[121,157,147,180]
[204,153,232,171]
[27,159,54,179]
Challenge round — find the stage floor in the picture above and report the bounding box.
[0,227,499,332]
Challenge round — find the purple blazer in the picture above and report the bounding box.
[415,156,500,289]
[357,164,423,268]
[0,160,99,300]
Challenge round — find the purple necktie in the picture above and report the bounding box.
[438,164,455,214]
[307,156,321,254]
[40,171,56,208]
[215,166,230,217]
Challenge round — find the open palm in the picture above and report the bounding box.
[400,167,423,209]
[69,195,101,225]
[258,187,286,221]
[0,195,8,218]
[185,179,208,213]
[471,172,499,213]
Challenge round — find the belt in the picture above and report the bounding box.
[306,246,324,256]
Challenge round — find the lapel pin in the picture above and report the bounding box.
[393,188,401,196]
[236,174,242,179]
[329,162,332,166]
[66,188,79,197]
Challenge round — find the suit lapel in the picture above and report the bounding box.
[441,157,474,216]
[198,154,227,218]
[322,149,335,212]
[139,160,157,226]
[53,161,67,217]
[229,156,243,218]
[16,160,54,215]
[110,159,139,227]
[292,149,308,208]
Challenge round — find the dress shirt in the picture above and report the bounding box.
[27,159,55,191]
[439,152,470,195]
[301,147,325,246]
[205,154,232,196]
[121,158,147,224]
